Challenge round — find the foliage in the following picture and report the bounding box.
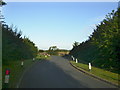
[49,46,58,51]
[72,41,79,48]
[38,49,45,53]
[2,24,38,65]
[47,46,58,55]
[70,8,120,74]
[0,0,6,5]
[47,46,69,55]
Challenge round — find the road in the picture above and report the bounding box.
[19,56,117,88]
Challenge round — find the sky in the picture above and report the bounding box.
[3,0,119,2]
[2,2,118,50]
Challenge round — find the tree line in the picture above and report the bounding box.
[38,46,69,55]
[70,7,120,74]
[1,1,38,65]
[2,24,38,65]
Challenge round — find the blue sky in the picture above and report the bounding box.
[2,2,118,50]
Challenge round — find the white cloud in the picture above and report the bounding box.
[4,0,119,2]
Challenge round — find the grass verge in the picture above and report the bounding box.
[2,59,37,88]
[2,54,50,88]
[36,54,51,60]
[70,60,119,86]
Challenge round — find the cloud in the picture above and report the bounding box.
[4,0,119,2]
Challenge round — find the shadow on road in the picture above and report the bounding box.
[19,59,88,88]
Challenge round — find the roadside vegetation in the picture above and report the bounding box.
[2,24,38,65]
[70,7,120,74]
[2,21,52,88]
[0,0,6,89]
[70,61,119,86]
[1,2,63,88]
[2,53,50,88]
[45,46,69,56]
[2,59,35,88]
[36,53,51,60]
[1,1,39,87]
[2,23,39,88]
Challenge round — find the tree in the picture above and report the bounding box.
[73,41,79,48]
[0,0,6,6]
[48,46,58,55]
[49,46,58,51]
[69,8,120,73]
[39,49,44,53]
[2,24,38,64]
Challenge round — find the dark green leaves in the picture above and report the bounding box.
[2,24,38,65]
[70,8,120,74]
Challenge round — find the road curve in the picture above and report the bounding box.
[19,56,117,88]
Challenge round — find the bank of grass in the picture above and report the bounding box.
[2,54,50,88]
[2,59,36,88]
[70,61,119,86]
[36,54,51,60]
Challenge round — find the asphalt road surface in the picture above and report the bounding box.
[19,56,117,88]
